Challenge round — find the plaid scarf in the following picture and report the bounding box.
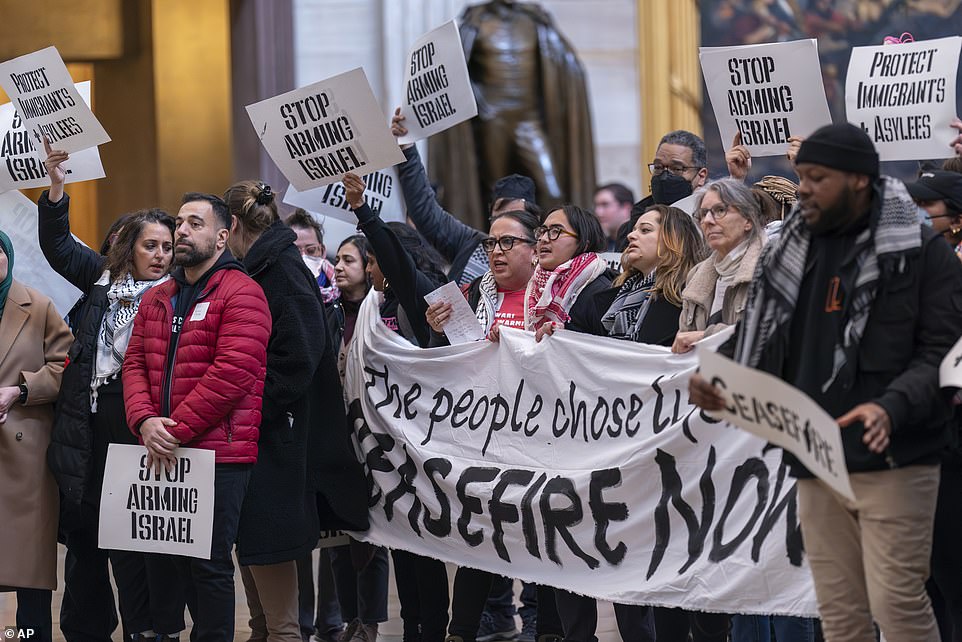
[734,176,920,392]
[525,252,607,330]
[601,271,656,340]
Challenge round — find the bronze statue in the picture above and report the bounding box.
[429,0,596,229]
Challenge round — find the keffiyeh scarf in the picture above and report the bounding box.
[91,271,169,411]
[474,271,500,334]
[525,252,607,331]
[601,271,656,340]
[734,177,920,392]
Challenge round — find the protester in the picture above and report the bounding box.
[593,183,634,251]
[672,178,766,354]
[224,180,343,642]
[345,171,450,642]
[286,208,339,303]
[41,144,185,642]
[123,192,271,642]
[0,230,72,642]
[689,122,962,641]
[391,108,542,287]
[425,209,564,642]
[324,234,390,642]
[585,204,707,345]
[908,169,962,259]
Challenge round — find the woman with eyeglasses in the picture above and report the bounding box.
[672,178,766,355]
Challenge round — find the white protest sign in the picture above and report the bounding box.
[283,166,407,225]
[698,349,854,501]
[99,444,215,559]
[846,36,962,161]
[700,39,831,156]
[598,252,622,273]
[344,291,818,614]
[0,189,82,316]
[424,280,485,344]
[0,81,105,193]
[939,333,962,389]
[317,530,351,549]
[0,47,110,154]
[398,20,478,144]
[246,67,405,191]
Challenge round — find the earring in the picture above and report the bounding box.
[953,226,961,235]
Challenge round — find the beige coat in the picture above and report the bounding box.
[678,235,764,336]
[0,280,72,590]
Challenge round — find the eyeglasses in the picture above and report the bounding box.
[648,163,699,176]
[534,225,579,241]
[481,235,535,253]
[694,203,735,223]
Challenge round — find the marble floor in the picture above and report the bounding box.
[0,546,621,642]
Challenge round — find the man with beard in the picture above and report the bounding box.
[123,193,271,642]
[614,130,709,250]
[688,123,962,641]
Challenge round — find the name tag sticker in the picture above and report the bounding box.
[190,302,210,322]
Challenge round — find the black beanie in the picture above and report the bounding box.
[492,173,537,204]
[795,123,880,177]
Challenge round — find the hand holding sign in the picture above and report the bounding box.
[688,372,727,411]
[342,172,366,210]
[837,402,892,454]
[141,417,180,473]
[726,132,752,181]
[42,136,68,202]
[391,107,414,151]
[951,117,962,156]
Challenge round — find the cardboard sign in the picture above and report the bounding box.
[0,46,111,154]
[99,444,215,559]
[700,39,831,156]
[698,349,854,501]
[0,189,82,317]
[0,81,105,193]
[398,20,478,143]
[246,67,404,191]
[846,36,962,161]
[282,166,406,225]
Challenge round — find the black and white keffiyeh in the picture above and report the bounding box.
[91,271,169,410]
[601,271,656,340]
[734,176,920,392]
[474,271,500,334]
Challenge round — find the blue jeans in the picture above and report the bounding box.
[730,615,815,642]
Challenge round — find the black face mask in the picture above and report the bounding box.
[651,172,694,205]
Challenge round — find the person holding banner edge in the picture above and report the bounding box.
[41,141,187,642]
[689,122,962,641]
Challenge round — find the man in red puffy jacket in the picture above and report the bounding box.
[123,192,271,642]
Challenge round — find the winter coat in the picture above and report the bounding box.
[580,285,683,346]
[0,280,72,590]
[122,255,271,462]
[236,222,368,565]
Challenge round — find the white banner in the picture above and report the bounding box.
[846,36,962,161]
[700,40,831,156]
[940,333,962,389]
[0,189,82,317]
[398,20,478,144]
[246,67,405,191]
[282,166,406,225]
[99,444,215,559]
[0,46,111,154]
[345,291,817,614]
[0,81,106,193]
[698,349,854,500]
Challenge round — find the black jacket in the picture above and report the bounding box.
[236,222,368,565]
[722,223,962,474]
[40,191,111,524]
[580,285,682,347]
[564,271,615,335]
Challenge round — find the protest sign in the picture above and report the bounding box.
[0,81,105,193]
[424,281,485,344]
[698,349,854,501]
[846,36,962,161]
[397,20,478,144]
[700,39,831,156]
[344,292,818,614]
[0,189,82,316]
[246,68,404,191]
[940,333,962,389]
[0,47,110,154]
[99,444,215,559]
[282,166,406,225]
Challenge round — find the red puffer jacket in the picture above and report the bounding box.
[123,267,271,463]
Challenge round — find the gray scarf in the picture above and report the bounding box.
[734,176,920,392]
